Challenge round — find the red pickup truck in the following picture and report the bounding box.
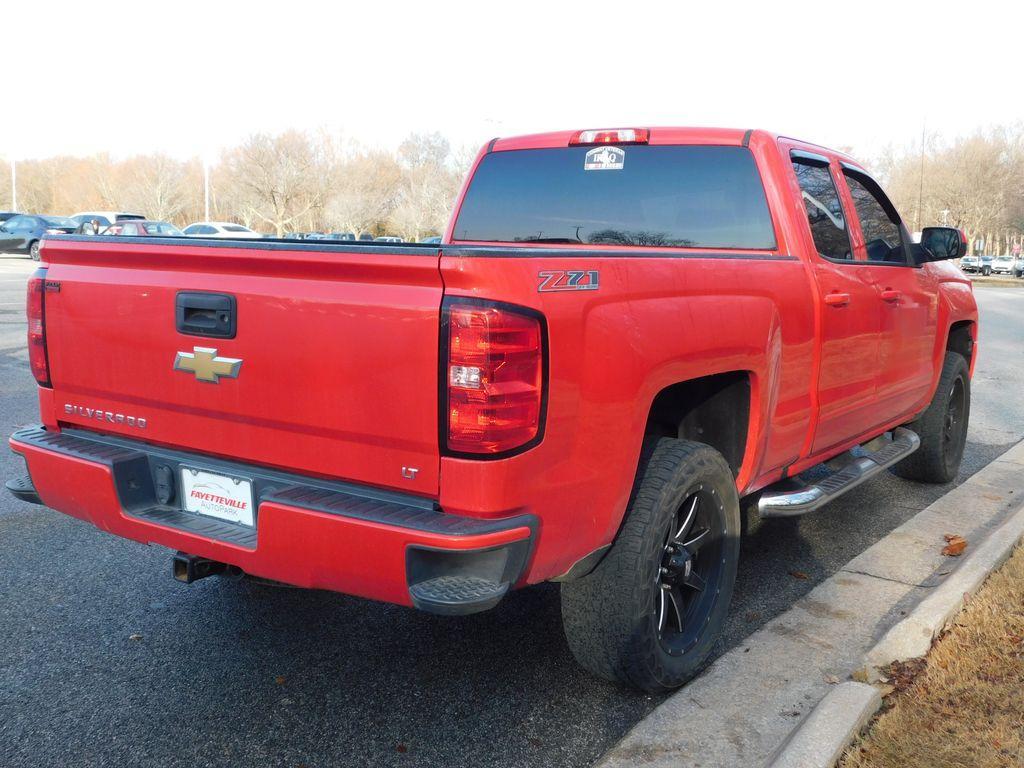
[8,127,976,692]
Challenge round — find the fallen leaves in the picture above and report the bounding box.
[128,634,143,641]
[884,658,928,692]
[942,534,968,557]
[789,570,810,580]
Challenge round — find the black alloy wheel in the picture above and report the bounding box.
[654,486,726,656]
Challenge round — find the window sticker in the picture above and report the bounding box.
[584,146,625,171]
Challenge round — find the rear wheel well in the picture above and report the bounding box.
[946,321,975,364]
[643,372,751,477]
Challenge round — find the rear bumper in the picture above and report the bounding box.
[9,426,536,614]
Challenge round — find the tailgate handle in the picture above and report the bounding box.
[176,292,237,339]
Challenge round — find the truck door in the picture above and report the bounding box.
[837,167,938,419]
[788,150,882,455]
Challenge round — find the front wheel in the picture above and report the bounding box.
[561,439,740,692]
[893,353,970,483]
[28,241,40,261]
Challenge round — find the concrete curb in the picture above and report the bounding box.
[763,683,881,768]
[594,441,1024,768]
[765,504,1024,768]
[969,276,1024,287]
[859,502,1024,682]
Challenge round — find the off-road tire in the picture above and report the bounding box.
[893,352,970,483]
[560,439,740,692]
[28,241,40,261]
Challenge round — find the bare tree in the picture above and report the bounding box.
[218,131,328,236]
[881,125,1024,254]
[324,150,401,237]
[388,133,463,240]
[119,154,192,220]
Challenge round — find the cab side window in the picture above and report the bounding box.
[792,159,852,261]
[843,172,906,264]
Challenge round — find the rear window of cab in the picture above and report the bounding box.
[452,145,776,250]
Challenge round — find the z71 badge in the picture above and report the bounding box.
[538,270,600,292]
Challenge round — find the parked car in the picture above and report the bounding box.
[104,220,184,237]
[991,255,1016,275]
[70,211,145,228]
[325,233,356,241]
[959,255,993,275]
[0,214,77,259]
[420,236,442,244]
[0,211,20,224]
[374,236,404,243]
[182,222,262,239]
[1015,258,1024,279]
[9,127,977,693]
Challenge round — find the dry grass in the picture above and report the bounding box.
[841,544,1024,768]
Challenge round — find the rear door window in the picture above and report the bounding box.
[842,172,907,265]
[453,145,777,249]
[791,159,852,261]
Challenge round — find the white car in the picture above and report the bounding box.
[991,255,1016,275]
[182,222,263,239]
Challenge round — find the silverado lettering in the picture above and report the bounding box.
[64,403,147,428]
[10,127,976,693]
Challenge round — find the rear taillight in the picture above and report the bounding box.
[27,271,50,387]
[570,128,650,145]
[443,300,546,456]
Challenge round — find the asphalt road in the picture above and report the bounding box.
[1,255,1022,768]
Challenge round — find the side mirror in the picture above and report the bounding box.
[920,226,966,261]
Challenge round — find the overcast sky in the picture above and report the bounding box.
[3,0,1017,163]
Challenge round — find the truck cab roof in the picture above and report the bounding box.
[489,127,864,171]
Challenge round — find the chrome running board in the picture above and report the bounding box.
[758,428,920,518]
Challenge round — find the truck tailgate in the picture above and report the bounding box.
[39,238,443,496]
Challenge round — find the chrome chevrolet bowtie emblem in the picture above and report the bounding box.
[173,347,242,383]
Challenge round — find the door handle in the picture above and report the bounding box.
[175,292,237,338]
[880,289,901,303]
[824,292,851,307]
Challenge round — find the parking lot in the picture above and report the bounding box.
[1,253,1023,768]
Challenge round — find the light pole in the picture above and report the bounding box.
[203,156,211,221]
[915,121,925,233]
[10,158,16,212]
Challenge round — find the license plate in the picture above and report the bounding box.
[180,468,255,527]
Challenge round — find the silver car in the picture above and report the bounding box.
[959,255,993,275]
